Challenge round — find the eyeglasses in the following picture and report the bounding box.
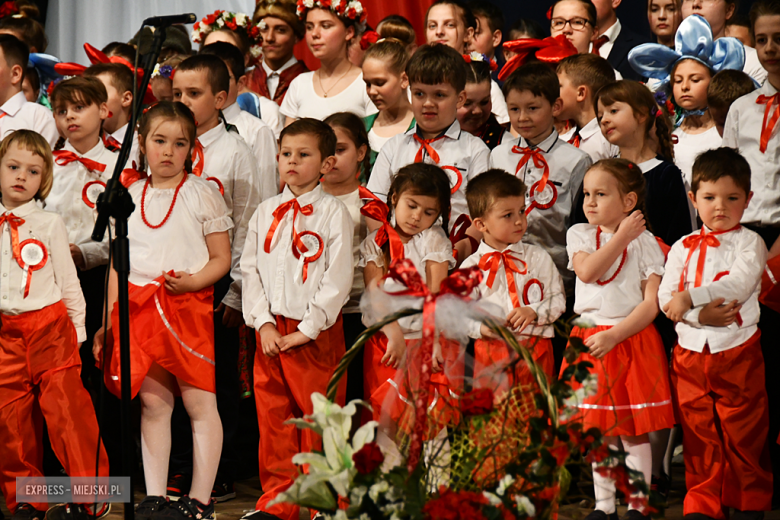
[550,17,592,31]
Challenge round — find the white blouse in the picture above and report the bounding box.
[567,224,665,326]
[126,175,233,287]
[335,188,367,314]
[280,71,378,121]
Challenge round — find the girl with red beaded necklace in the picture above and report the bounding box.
[562,158,674,520]
[93,102,232,520]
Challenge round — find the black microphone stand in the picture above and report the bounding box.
[91,22,176,520]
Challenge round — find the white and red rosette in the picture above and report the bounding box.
[16,238,47,298]
[526,180,558,215]
[441,165,463,194]
[292,231,324,283]
[522,278,544,306]
[82,180,106,209]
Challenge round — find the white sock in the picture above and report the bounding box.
[622,436,652,511]
[593,436,619,514]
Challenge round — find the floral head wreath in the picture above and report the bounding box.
[191,10,263,62]
[628,14,745,89]
[296,0,368,27]
[498,34,577,82]
[463,52,498,72]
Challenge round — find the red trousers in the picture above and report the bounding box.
[254,314,346,520]
[671,333,773,518]
[0,302,109,512]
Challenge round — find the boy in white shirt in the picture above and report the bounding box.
[240,118,353,520]
[659,148,772,520]
[556,53,619,162]
[0,34,57,146]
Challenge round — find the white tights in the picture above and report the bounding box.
[593,434,651,514]
[139,363,223,504]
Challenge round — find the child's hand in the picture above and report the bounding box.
[431,339,445,373]
[93,326,112,363]
[584,329,618,359]
[278,331,310,352]
[699,298,742,327]
[217,303,244,328]
[506,307,538,332]
[663,291,693,322]
[614,211,646,244]
[70,244,85,270]
[382,333,406,368]
[259,323,282,357]
[163,271,196,294]
[480,323,499,339]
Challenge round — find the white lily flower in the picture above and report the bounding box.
[368,480,389,502]
[496,474,516,496]
[482,491,502,506]
[514,494,536,518]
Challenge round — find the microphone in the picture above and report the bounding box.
[143,13,196,27]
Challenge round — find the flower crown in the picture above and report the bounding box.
[463,52,498,72]
[191,10,263,61]
[295,0,367,24]
[151,64,174,81]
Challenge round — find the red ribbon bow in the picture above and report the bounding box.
[384,259,482,473]
[512,146,551,215]
[756,93,780,154]
[478,250,528,308]
[592,35,609,55]
[359,186,404,262]
[498,34,577,82]
[413,134,443,164]
[679,226,741,292]
[0,212,25,265]
[360,30,380,50]
[53,150,107,173]
[569,132,581,148]
[264,198,314,280]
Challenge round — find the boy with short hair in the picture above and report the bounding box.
[707,69,756,137]
[467,0,505,80]
[659,148,772,520]
[170,54,266,501]
[367,43,490,238]
[240,118,353,520]
[0,34,58,146]
[556,53,618,162]
[462,169,565,381]
[490,62,592,293]
[200,41,280,190]
[726,14,755,47]
[83,62,139,165]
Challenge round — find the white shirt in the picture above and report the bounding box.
[263,56,298,101]
[673,125,722,190]
[199,122,267,310]
[258,95,284,139]
[241,185,354,339]
[126,175,233,287]
[109,123,140,168]
[368,127,391,154]
[658,226,765,353]
[597,19,622,60]
[491,80,509,125]
[367,121,491,229]
[743,45,768,86]
[280,71,378,121]
[491,130,593,291]
[359,225,455,337]
[461,240,565,339]
[44,140,118,270]
[0,91,58,147]
[578,117,619,163]
[567,225,665,326]
[334,188,367,314]
[0,201,86,341]
[223,101,279,196]
[722,81,780,226]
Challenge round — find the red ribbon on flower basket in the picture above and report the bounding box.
[359,186,404,262]
[383,259,482,472]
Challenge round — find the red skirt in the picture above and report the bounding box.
[105,277,215,398]
[560,324,675,436]
[473,336,554,395]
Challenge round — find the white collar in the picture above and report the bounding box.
[198,122,227,148]
[0,91,27,117]
[601,18,621,43]
[64,139,106,160]
[579,117,601,139]
[222,102,241,121]
[111,123,129,142]
[262,56,298,76]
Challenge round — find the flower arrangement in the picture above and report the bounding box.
[295,0,367,24]
[273,261,664,519]
[190,10,263,61]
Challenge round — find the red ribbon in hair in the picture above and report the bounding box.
[383,259,482,473]
[119,167,147,188]
[498,34,577,82]
[359,186,404,262]
[478,250,528,308]
[360,30,380,50]
[413,134,444,164]
[53,150,107,173]
[756,93,780,154]
[679,225,741,292]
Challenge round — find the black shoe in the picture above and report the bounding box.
[622,510,650,520]
[45,503,110,520]
[732,512,765,520]
[651,472,671,501]
[210,480,236,503]
[135,496,169,520]
[11,504,46,520]
[155,496,214,520]
[239,511,283,520]
[166,474,192,501]
[584,511,618,520]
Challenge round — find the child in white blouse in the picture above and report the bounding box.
[0,130,109,520]
[361,163,455,420]
[239,119,353,520]
[94,102,233,520]
[659,148,772,519]
[564,159,674,520]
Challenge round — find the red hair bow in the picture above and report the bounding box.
[360,30,380,50]
[498,34,577,82]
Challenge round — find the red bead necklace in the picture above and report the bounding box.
[595,226,627,286]
[141,174,187,229]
